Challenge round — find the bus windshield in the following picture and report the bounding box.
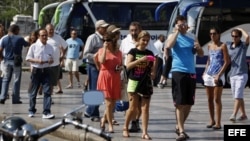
[90,2,173,30]
[38,0,177,42]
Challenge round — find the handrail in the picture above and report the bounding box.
[154,1,178,22]
[38,2,60,28]
[181,0,210,17]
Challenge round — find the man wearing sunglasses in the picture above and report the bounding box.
[64,29,84,89]
[227,28,249,122]
[166,15,203,141]
[26,29,55,119]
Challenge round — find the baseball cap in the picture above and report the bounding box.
[95,20,109,28]
[107,25,121,33]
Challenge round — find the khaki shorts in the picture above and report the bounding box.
[65,58,79,72]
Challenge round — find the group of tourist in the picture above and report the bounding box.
[0,14,249,141]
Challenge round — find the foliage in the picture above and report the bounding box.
[0,0,65,25]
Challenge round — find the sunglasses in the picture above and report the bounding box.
[210,32,217,35]
[103,39,112,42]
[231,35,239,38]
[40,34,47,37]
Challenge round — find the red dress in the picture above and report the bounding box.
[96,48,122,100]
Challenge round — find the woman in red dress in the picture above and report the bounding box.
[96,32,122,133]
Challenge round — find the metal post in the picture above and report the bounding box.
[33,0,39,30]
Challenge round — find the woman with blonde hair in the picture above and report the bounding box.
[123,30,156,140]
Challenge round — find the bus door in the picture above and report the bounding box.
[65,2,95,42]
[180,0,211,84]
[53,1,96,42]
[166,0,211,84]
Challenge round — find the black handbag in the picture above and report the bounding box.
[135,64,153,98]
[13,54,22,66]
[8,36,22,66]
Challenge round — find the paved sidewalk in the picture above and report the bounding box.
[1,71,250,141]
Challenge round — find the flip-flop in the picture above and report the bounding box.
[112,120,119,125]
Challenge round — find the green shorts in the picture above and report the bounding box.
[127,79,139,93]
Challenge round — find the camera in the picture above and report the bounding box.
[115,65,120,71]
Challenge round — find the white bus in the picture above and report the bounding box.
[158,0,250,86]
[38,0,179,42]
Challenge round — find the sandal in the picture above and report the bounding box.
[122,128,130,138]
[112,120,119,125]
[212,126,221,130]
[141,134,152,140]
[176,132,189,141]
[65,85,73,89]
[55,90,63,94]
[175,128,189,139]
[237,116,248,121]
[206,122,215,128]
[100,118,105,131]
[175,127,180,135]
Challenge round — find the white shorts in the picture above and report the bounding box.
[202,73,225,87]
[230,73,248,99]
[65,58,79,72]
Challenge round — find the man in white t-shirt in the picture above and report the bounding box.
[46,24,67,94]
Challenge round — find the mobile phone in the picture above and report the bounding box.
[217,79,223,87]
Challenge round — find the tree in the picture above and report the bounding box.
[0,0,65,25]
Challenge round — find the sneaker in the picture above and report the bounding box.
[163,82,167,87]
[157,83,164,89]
[135,119,141,131]
[237,116,248,121]
[42,113,55,119]
[28,112,35,118]
[83,85,88,93]
[229,114,236,122]
[77,82,82,88]
[84,112,90,118]
[129,121,139,132]
[91,117,100,122]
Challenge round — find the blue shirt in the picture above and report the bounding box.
[0,35,28,60]
[227,41,249,76]
[66,37,84,59]
[206,49,224,76]
[171,32,196,73]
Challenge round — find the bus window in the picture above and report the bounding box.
[90,2,173,31]
[90,3,131,28]
[43,0,176,42]
[198,7,250,47]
